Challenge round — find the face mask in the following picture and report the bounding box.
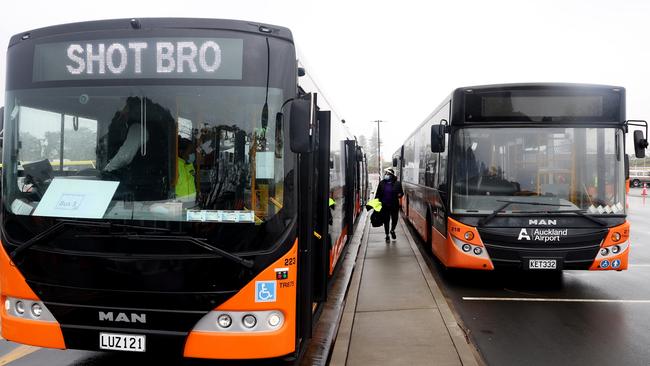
[187,153,196,164]
[384,174,391,181]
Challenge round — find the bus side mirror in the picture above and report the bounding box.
[392,157,398,167]
[634,130,648,158]
[431,124,446,153]
[290,95,314,153]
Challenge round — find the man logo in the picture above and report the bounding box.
[518,228,531,241]
[99,311,146,324]
[529,219,557,226]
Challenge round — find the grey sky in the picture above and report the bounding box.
[2,0,649,157]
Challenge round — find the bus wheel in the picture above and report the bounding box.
[632,179,641,188]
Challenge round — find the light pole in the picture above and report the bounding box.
[371,120,385,176]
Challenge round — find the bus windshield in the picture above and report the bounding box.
[451,127,625,215]
[3,85,287,223]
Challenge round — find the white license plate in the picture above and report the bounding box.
[528,259,557,270]
[99,332,145,352]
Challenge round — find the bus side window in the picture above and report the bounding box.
[423,121,437,187]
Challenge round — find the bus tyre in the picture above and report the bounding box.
[632,179,641,188]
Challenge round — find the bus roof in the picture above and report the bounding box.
[9,18,294,47]
[452,82,624,94]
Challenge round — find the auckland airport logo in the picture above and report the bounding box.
[518,228,568,242]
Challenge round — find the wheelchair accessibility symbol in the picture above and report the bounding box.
[255,281,277,303]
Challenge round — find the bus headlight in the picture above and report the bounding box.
[31,303,43,317]
[190,310,284,332]
[596,241,629,260]
[612,232,621,242]
[216,314,232,328]
[267,312,282,327]
[242,314,257,329]
[451,236,489,259]
[15,301,25,315]
[4,297,57,322]
[464,231,474,241]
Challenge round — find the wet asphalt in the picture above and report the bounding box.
[410,188,650,366]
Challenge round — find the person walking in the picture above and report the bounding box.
[375,168,404,243]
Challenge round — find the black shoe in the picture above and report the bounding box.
[385,235,390,243]
[390,230,396,240]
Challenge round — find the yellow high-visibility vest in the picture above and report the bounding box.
[366,198,382,212]
[176,157,196,198]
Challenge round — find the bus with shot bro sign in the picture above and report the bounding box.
[0,18,366,360]
[394,83,648,272]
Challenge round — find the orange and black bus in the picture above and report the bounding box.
[394,83,647,272]
[0,18,366,360]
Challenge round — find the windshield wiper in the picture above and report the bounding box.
[9,219,170,260]
[79,233,254,269]
[478,199,573,227]
[11,219,110,260]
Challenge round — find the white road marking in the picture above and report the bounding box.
[462,297,650,303]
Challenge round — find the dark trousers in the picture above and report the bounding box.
[383,207,399,235]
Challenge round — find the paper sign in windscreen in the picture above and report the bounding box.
[33,178,120,219]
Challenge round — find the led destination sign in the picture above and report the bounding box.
[33,38,243,81]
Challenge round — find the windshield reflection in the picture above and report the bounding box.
[452,127,625,215]
[3,85,288,223]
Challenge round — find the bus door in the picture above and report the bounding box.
[432,127,449,237]
[355,146,363,216]
[399,145,405,182]
[312,110,331,302]
[362,153,369,205]
[344,140,358,230]
[295,93,317,344]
